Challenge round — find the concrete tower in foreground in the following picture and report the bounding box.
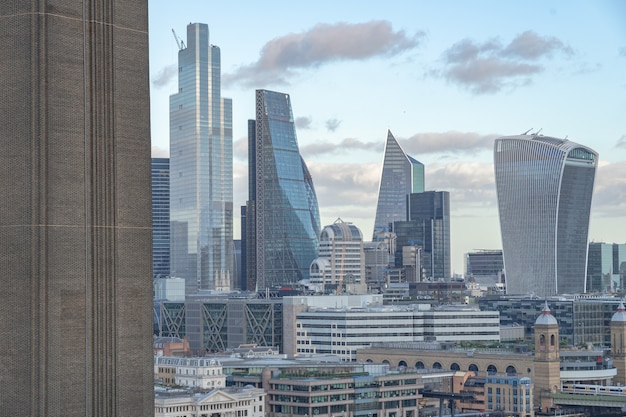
[245,90,320,291]
[0,2,153,416]
[170,23,233,293]
[494,134,597,296]
[373,130,425,236]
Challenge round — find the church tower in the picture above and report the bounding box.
[610,301,626,384]
[533,301,560,412]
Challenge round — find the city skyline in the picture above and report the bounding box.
[149,1,626,274]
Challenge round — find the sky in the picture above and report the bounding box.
[149,0,626,275]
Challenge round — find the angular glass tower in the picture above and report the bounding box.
[170,23,233,293]
[152,158,170,278]
[245,90,320,290]
[373,130,425,235]
[494,134,598,296]
[0,1,153,415]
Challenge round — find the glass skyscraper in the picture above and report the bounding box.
[170,23,233,293]
[393,191,451,280]
[587,242,626,293]
[245,90,320,291]
[494,134,598,296]
[373,130,424,236]
[152,158,170,278]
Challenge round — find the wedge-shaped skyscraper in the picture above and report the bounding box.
[494,134,598,296]
[0,1,153,415]
[245,90,320,291]
[373,130,424,235]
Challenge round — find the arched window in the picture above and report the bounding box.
[415,361,425,369]
[366,359,373,363]
[550,334,555,346]
[506,365,517,375]
[450,363,460,371]
[382,360,390,365]
[540,334,545,346]
[487,364,497,374]
[433,362,442,369]
[469,364,479,372]
[398,360,408,368]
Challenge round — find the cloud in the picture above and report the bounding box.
[620,46,626,57]
[501,31,573,60]
[428,161,497,210]
[592,161,626,217]
[399,131,499,155]
[300,138,382,156]
[233,136,248,160]
[152,64,177,88]
[151,145,169,157]
[225,20,424,86]
[616,135,626,149]
[295,116,313,130]
[438,31,573,94]
[325,118,342,132]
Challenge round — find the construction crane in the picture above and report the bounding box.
[171,29,186,50]
[336,246,346,295]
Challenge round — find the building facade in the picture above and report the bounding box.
[373,130,425,236]
[465,250,504,285]
[153,157,171,278]
[494,134,598,296]
[170,23,233,293]
[0,2,153,415]
[245,90,320,291]
[154,386,265,417]
[396,191,451,280]
[295,305,500,361]
[587,242,626,293]
[310,219,366,294]
[266,364,422,417]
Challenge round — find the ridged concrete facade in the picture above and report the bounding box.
[0,2,153,416]
[494,135,597,297]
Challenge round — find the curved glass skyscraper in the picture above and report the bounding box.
[245,90,320,290]
[494,134,598,296]
[373,130,424,236]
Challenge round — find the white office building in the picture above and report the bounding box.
[295,304,500,361]
[310,218,366,294]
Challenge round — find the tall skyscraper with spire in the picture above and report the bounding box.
[170,23,233,293]
[494,134,598,296]
[373,130,425,236]
[0,1,153,415]
[245,90,320,291]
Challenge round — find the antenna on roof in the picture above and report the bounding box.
[522,128,533,135]
[535,128,543,135]
[171,29,186,50]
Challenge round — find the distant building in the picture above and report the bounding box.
[154,357,225,389]
[154,386,265,417]
[170,23,233,294]
[394,191,451,280]
[363,240,391,291]
[152,157,171,278]
[494,134,598,296]
[154,277,185,302]
[244,90,320,291]
[310,218,366,294]
[465,249,504,285]
[373,130,425,236]
[266,363,422,417]
[294,304,499,361]
[587,242,626,293]
[155,295,283,355]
